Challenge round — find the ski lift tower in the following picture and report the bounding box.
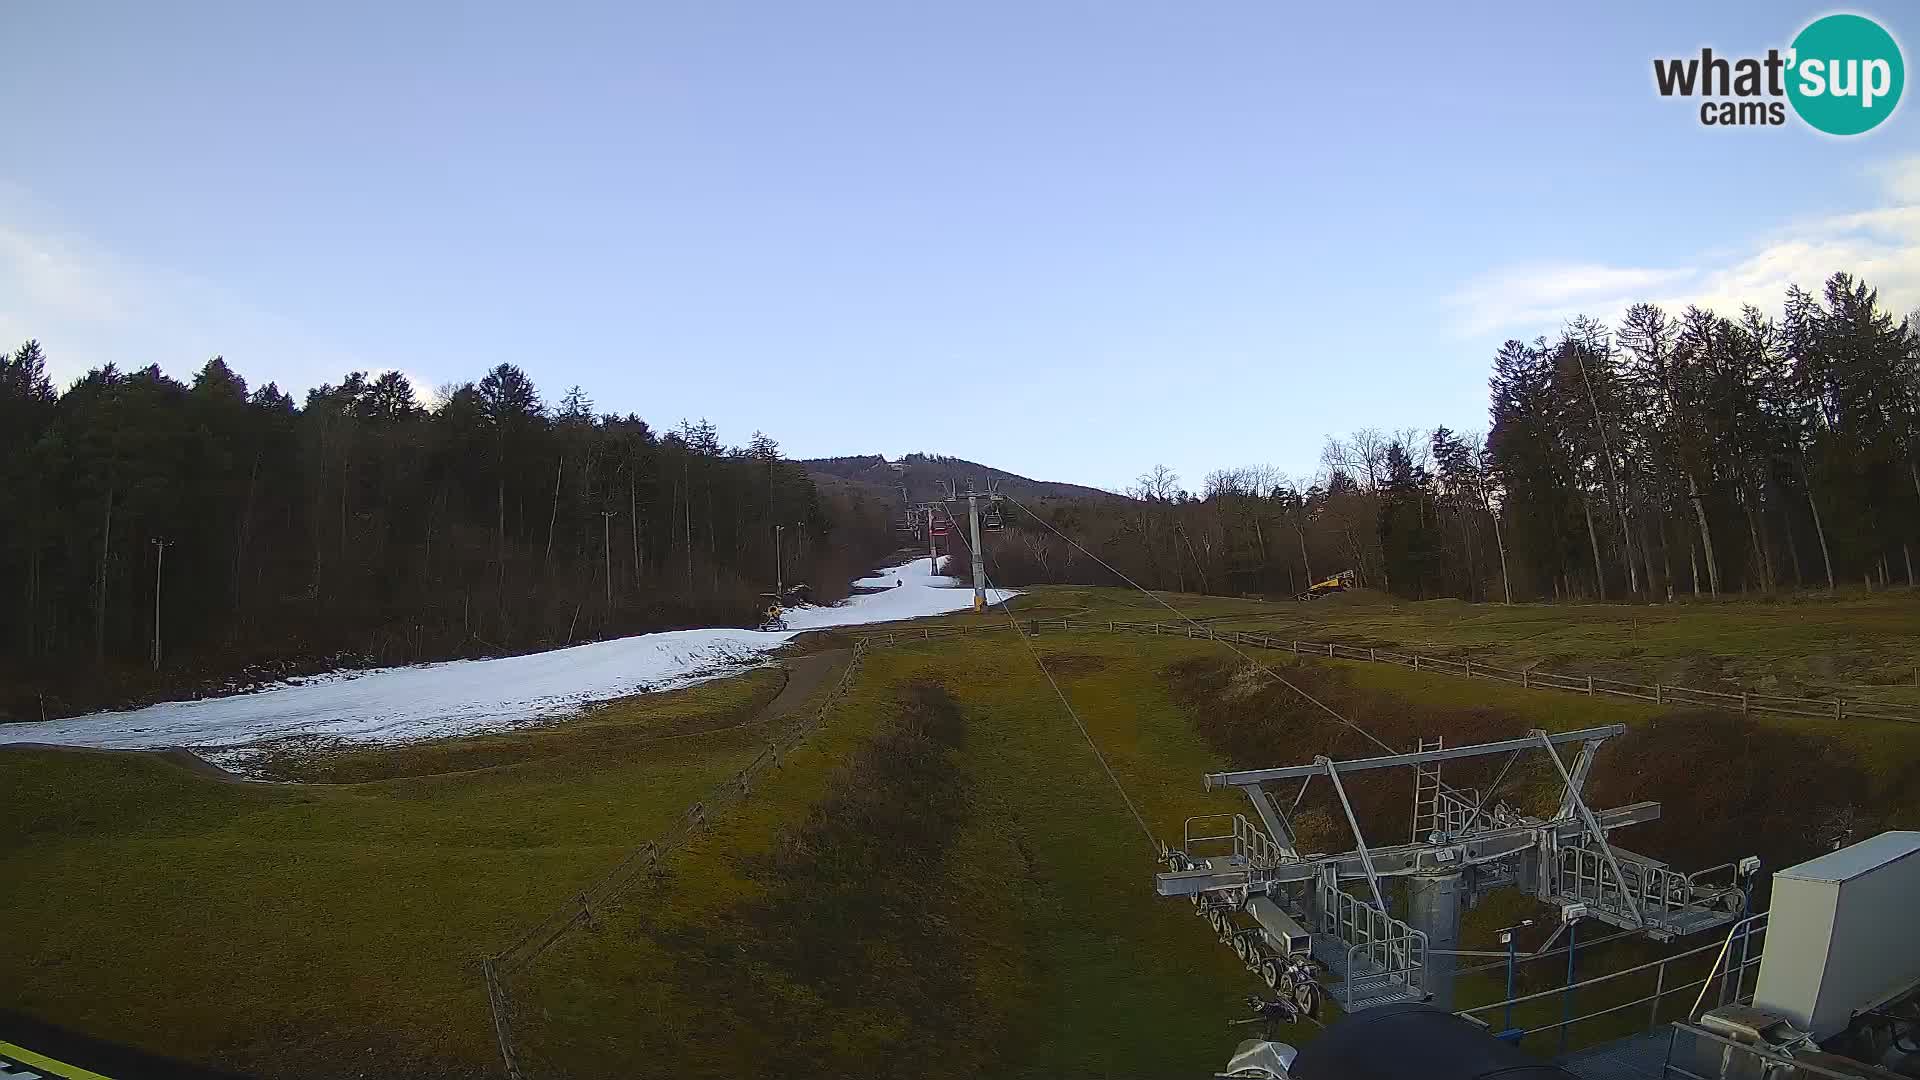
[1156,726,1759,1013]
[937,481,1005,611]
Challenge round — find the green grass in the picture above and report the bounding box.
[1195,589,1920,701]
[507,650,903,1076]
[511,624,1843,1076]
[513,633,1265,1078]
[13,584,1920,1077]
[1314,651,1920,788]
[0,671,790,1078]
[924,580,1920,702]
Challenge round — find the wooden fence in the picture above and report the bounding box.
[856,618,1920,727]
[484,640,870,1079]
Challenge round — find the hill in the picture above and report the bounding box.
[800,452,1123,509]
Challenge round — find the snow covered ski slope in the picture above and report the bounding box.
[0,556,1013,753]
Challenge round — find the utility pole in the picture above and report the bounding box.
[601,510,619,609]
[926,507,937,572]
[774,523,784,597]
[150,538,170,671]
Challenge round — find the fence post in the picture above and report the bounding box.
[1414,655,1421,672]
[1108,621,1115,632]
[1328,642,1335,658]
[1836,699,1845,721]
[1370,648,1377,662]
[1522,668,1529,689]
[1586,675,1594,696]
[1741,692,1749,715]
[483,959,526,1080]
[1465,657,1472,679]
[1291,640,1300,655]
[1655,683,1663,705]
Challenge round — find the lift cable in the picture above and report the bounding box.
[948,519,1160,853]
[1000,492,1481,808]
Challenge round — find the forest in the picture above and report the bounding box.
[990,272,1920,604]
[0,354,897,720]
[5,269,1914,721]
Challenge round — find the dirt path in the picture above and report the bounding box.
[761,648,851,722]
[599,649,850,748]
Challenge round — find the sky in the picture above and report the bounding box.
[6,2,1920,492]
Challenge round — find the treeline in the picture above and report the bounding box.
[0,350,893,719]
[991,272,1920,602]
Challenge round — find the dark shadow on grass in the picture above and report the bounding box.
[1161,655,1869,878]
[643,680,1002,1080]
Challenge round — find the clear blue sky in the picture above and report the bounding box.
[5,2,1919,491]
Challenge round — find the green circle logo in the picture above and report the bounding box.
[1788,14,1904,135]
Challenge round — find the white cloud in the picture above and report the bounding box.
[1446,158,1920,339]
[1447,264,1698,337]
[0,193,370,395]
[1868,154,1920,205]
[0,226,126,324]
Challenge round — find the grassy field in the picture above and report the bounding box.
[0,669,787,1078]
[1199,589,1920,702]
[8,581,1920,1078]
[504,611,1920,1076]
[512,632,1260,1079]
[902,580,1920,701]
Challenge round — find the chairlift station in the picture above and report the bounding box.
[1156,725,1758,1013]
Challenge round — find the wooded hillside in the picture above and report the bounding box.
[988,272,1920,603]
[0,354,893,719]
[801,452,1122,505]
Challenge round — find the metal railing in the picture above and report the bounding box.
[859,617,1920,726]
[1662,1018,1855,1080]
[1179,813,1287,870]
[1555,845,1744,934]
[1317,877,1427,1003]
[1457,915,1767,1042]
[1431,788,1479,838]
[1689,913,1770,1022]
[1180,813,1238,860]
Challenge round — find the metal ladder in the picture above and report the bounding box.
[1411,737,1444,843]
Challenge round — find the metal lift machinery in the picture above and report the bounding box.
[1156,726,1758,1015]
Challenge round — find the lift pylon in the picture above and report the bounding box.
[1158,725,1755,1013]
[925,481,1004,611]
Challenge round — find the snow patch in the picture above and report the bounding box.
[0,557,1014,753]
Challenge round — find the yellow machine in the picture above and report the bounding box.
[1298,569,1356,600]
[759,596,787,631]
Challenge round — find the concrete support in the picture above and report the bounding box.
[1408,870,1464,1010]
[967,493,987,611]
